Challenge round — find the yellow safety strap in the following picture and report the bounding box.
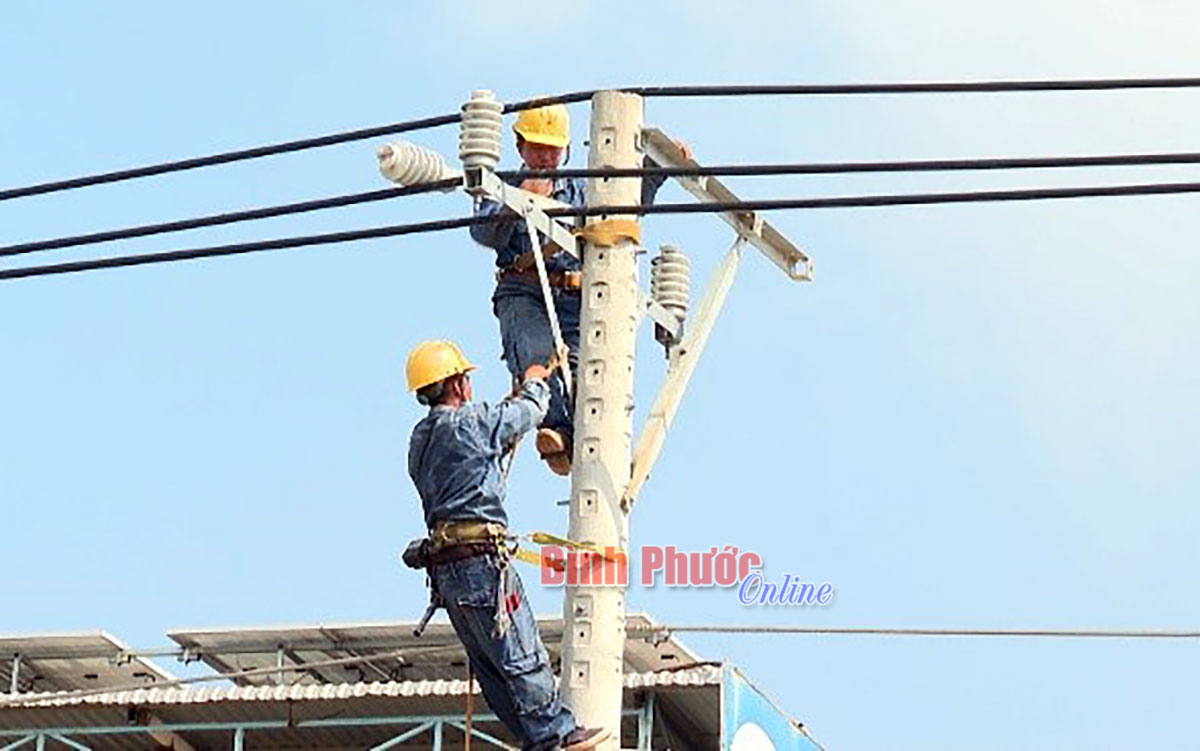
[506,531,627,570]
[526,531,625,563]
[512,547,566,571]
[575,218,641,247]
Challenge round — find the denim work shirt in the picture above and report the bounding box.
[469,162,668,275]
[408,379,550,529]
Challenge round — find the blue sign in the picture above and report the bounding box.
[722,664,822,750]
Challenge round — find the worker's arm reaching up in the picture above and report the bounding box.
[482,364,552,449]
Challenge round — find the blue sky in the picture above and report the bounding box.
[2,2,1199,748]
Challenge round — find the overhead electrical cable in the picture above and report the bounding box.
[3,77,1200,202]
[543,180,1200,218]
[634,624,1200,639]
[3,179,1199,282]
[620,77,1200,97]
[7,153,1200,259]
[0,179,460,258]
[3,622,1196,709]
[514,150,1200,179]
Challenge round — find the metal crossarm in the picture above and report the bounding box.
[470,169,580,258]
[642,127,812,281]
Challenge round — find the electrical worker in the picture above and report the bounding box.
[470,104,679,476]
[405,340,610,751]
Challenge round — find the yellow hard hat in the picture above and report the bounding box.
[513,104,570,148]
[406,340,476,393]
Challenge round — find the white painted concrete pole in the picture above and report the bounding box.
[561,90,644,745]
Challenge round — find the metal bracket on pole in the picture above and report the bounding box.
[622,241,744,511]
[642,127,813,282]
[470,169,581,259]
[640,295,683,341]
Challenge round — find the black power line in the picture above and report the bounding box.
[0,179,460,258]
[0,216,482,280]
[0,115,458,204]
[543,180,1200,218]
[3,179,1199,282]
[513,151,1200,179]
[621,77,1200,97]
[3,77,1199,203]
[8,152,1200,260]
[0,94,571,204]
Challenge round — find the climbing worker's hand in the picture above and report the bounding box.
[519,178,554,197]
[523,364,552,383]
[675,140,693,161]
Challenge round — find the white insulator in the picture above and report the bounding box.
[458,89,504,171]
[377,141,461,188]
[650,245,691,321]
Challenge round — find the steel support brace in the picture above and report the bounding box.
[232,727,244,751]
[9,655,20,696]
[623,242,743,510]
[369,721,435,750]
[0,736,36,751]
[433,720,443,751]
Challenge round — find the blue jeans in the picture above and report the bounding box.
[493,282,581,446]
[431,554,577,749]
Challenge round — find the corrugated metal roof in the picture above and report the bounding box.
[0,668,724,750]
[5,665,721,708]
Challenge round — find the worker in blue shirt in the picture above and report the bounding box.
[469,104,681,476]
[405,340,610,751]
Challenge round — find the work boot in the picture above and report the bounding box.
[544,451,572,476]
[536,428,568,457]
[561,727,611,750]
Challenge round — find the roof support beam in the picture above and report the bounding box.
[447,721,516,750]
[368,722,435,750]
[8,655,19,696]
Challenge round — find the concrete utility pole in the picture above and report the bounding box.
[561,90,644,744]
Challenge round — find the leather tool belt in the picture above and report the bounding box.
[426,542,496,567]
[497,252,582,290]
[402,520,509,570]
